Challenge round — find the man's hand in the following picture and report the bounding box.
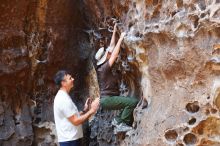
[89,98,100,114]
[68,98,100,126]
[83,97,92,112]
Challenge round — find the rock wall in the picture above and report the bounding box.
[1,0,220,146]
[82,0,220,145]
[0,0,93,145]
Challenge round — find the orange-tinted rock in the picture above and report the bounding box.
[183,133,197,145]
[215,93,220,111]
[164,129,178,141]
[192,117,220,138]
[198,138,220,146]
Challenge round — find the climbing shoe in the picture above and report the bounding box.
[111,118,119,127]
[114,123,133,133]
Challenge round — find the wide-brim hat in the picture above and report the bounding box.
[95,46,113,66]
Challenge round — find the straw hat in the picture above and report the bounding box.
[95,46,114,66]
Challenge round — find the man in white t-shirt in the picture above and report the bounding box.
[53,70,99,146]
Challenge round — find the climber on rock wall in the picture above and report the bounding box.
[95,23,143,133]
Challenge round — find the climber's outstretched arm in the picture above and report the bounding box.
[109,24,117,50]
[108,32,126,67]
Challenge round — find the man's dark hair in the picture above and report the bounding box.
[54,70,68,87]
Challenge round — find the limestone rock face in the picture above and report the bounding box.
[1,0,220,146]
[82,0,220,145]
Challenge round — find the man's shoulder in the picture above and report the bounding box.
[54,90,69,103]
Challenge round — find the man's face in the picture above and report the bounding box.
[61,74,74,89]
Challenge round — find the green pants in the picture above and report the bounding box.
[100,96,139,125]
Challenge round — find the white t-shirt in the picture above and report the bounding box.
[53,90,83,142]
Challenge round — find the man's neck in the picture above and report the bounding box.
[60,87,70,93]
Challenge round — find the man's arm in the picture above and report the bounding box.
[68,110,94,126]
[68,98,99,126]
[79,111,85,116]
[108,32,126,67]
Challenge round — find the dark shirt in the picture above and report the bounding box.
[97,61,120,96]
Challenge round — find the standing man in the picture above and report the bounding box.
[53,70,99,146]
[95,24,139,132]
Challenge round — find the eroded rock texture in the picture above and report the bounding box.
[1,0,220,146]
[82,0,220,145]
[0,0,92,145]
